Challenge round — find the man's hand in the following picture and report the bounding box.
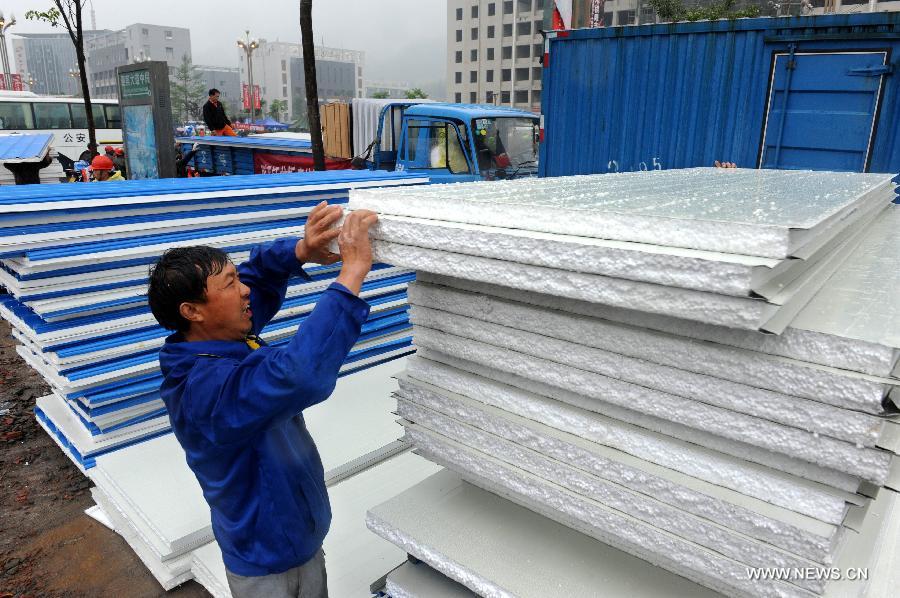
[295,201,343,265]
[335,210,378,295]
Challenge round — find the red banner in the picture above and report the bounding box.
[253,152,352,174]
[241,84,250,109]
[253,85,261,110]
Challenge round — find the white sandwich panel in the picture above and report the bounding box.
[405,355,861,521]
[411,304,886,441]
[385,561,475,598]
[412,328,892,485]
[367,468,723,598]
[396,378,841,563]
[417,273,898,379]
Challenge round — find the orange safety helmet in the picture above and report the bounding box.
[91,155,115,171]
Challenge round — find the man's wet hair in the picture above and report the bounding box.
[148,246,230,332]
[209,88,220,96]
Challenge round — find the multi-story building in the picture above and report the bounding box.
[195,65,241,116]
[446,0,548,112]
[364,80,412,99]
[12,31,109,96]
[238,40,364,121]
[85,23,191,98]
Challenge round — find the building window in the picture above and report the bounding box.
[470,91,477,103]
[603,11,613,25]
[516,44,531,59]
[532,89,541,105]
[455,71,462,84]
[283,85,288,97]
[456,29,463,42]
[501,90,510,103]
[534,20,542,33]
[532,66,542,81]
[166,47,174,60]
[282,59,287,70]
[618,10,635,25]
[489,3,497,16]
[517,22,531,36]
[456,7,463,20]
[471,27,479,40]
[455,51,463,63]
[142,27,149,35]
[518,0,532,13]
[503,1,513,15]
[487,47,495,60]
[282,73,287,84]
[471,49,478,61]
[486,69,494,82]
[455,92,462,103]
[502,46,512,60]
[640,6,656,24]
[472,5,479,18]
[470,71,478,83]
[516,67,529,80]
[503,23,513,37]
[502,68,511,82]
[515,90,528,104]
[165,30,173,39]
[487,25,495,38]
[486,90,494,103]
[537,0,545,8]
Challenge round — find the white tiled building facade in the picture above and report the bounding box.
[446,0,547,112]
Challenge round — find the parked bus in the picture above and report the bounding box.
[0,91,122,164]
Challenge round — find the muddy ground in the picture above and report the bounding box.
[0,320,208,598]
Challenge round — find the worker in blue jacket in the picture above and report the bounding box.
[148,201,378,598]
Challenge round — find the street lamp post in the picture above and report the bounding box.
[0,11,16,90]
[68,68,81,97]
[237,31,259,122]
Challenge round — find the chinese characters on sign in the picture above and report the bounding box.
[119,70,152,99]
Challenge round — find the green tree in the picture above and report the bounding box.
[371,91,390,99]
[648,0,760,22]
[405,88,429,99]
[268,99,287,121]
[300,0,325,170]
[26,2,97,155]
[169,54,205,125]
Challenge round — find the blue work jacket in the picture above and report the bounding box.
[158,237,370,576]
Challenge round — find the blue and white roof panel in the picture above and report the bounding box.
[0,133,53,163]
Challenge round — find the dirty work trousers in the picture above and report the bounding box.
[225,548,328,598]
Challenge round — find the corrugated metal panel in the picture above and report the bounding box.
[540,13,900,177]
[175,134,312,150]
[0,133,53,162]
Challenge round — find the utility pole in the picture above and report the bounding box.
[0,12,16,90]
[300,0,325,170]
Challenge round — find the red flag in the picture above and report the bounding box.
[241,84,250,109]
[552,1,572,30]
[253,85,261,110]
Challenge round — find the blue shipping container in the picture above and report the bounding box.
[540,13,900,177]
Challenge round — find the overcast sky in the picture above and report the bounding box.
[7,0,448,97]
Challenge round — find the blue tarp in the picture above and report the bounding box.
[252,117,289,130]
[0,133,53,162]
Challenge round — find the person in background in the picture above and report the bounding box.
[176,142,201,178]
[3,149,54,185]
[78,142,98,163]
[104,145,116,159]
[203,88,236,137]
[90,155,125,182]
[113,147,128,179]
[72,159,91,182]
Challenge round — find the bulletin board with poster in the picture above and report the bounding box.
[116,62,175,178]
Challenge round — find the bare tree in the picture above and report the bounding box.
[26,1,97,157]
[299,0,325,170]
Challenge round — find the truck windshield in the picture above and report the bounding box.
[472,117,539,176]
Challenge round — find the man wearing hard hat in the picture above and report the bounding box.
[90,155,125,182]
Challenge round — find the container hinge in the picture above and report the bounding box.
[847,64,894,77]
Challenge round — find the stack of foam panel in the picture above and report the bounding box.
[350,168,900,597]
[0,170,427,470]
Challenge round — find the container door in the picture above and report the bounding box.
[758,50,889,172]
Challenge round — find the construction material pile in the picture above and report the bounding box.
[350,168,900,597]
[0,133,66,185]
[0,170,426,470]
